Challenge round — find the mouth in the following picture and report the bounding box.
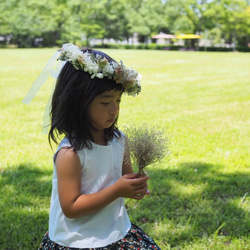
[107,118,116,123]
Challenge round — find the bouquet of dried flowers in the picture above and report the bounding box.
[124,123,169,177]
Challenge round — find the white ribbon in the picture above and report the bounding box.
[22,51,66,133]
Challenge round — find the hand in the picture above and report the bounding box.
[115,173,150,200]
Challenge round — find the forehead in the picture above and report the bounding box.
[97,90,122,99]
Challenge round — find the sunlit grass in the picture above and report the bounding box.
[0,48,250,249]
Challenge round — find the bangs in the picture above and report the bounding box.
[90,77,124,97]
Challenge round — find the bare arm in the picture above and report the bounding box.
[55,147,149,219]
[122,136,134,175]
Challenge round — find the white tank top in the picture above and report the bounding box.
[49,134,131,248]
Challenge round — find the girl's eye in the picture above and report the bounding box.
[101,103,109,105]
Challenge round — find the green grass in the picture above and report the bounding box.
[0,48,249,249]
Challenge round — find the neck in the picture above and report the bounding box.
[92,130,107,145]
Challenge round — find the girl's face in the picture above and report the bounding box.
[88,89,122,132]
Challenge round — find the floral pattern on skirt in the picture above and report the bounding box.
[39,223,161,250]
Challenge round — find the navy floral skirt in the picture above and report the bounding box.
[39,223,161,250]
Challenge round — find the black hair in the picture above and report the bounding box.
[48,49,124,151]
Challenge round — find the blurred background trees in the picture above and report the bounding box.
[0,0,249,48]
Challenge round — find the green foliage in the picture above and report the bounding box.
[0,49,250,249]
[173,16,195,34]
[0,0,250,47]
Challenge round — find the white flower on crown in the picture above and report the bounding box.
[57,43,141,96]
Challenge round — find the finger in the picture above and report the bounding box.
[131,176,149,186]
[135,185,148,196]
[123,173,139,179]
[137,175,149,181]
[134,183,147,190]
[134,193,145,200]
[134,182,148,191]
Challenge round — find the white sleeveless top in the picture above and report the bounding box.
[49,134,131,248]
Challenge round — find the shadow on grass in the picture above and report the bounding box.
[0,163,52,249]
[1,162,249,249]
[126,162,250,248]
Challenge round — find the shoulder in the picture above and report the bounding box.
[56,147,79,163]
[55,147,81,172]
[112,130,126,146]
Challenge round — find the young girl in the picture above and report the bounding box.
[39,43,161,250]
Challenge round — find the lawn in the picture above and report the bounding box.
[0,48,249,249]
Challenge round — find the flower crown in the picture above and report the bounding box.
[57,43,141,96]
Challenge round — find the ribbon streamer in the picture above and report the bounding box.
[22,52,60,104]
[22,52,65,133]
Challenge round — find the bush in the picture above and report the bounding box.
[124,44,135,49]
[92,43,250,52]
[198,46,233,52]
[236,46,250,52]
[147,44,166,50]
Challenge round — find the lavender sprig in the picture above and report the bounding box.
[124,123,169,177]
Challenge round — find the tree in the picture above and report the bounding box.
[127,0,168,43]
[0,0,67,47]
[0,0,249,47]
[202,0,250,46]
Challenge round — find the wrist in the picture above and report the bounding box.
[110,182,120,199]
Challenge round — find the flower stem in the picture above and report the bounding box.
[137,167,147,178]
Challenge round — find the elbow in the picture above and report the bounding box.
[64,213,76,219]
[61,205,80,219]
[61,205,93,219]
[62,208,77,219]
